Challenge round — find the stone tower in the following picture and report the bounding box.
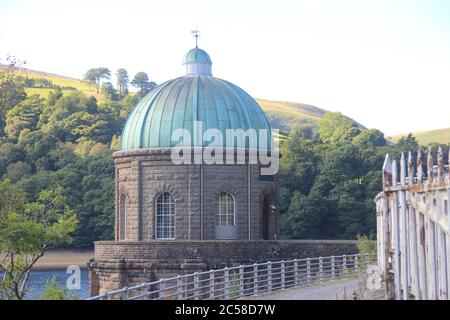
[88,44,281,295]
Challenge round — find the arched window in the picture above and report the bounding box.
[218,192,235,226]
[119,194,127,240]
[155,192,175,239]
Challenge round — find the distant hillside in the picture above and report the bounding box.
[13,66,100,99]
[11,67,366,133]
[256,99,366,132]
[388,128,450,145]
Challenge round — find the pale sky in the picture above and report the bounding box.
[1,0,449,135]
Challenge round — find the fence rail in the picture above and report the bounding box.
[376,148,450,300]
[88,253,376,300]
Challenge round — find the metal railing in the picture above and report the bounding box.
[88,253,376,300]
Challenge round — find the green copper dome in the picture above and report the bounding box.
[120,48,272,150]
[183,48,212,65]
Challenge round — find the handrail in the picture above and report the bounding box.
[88,252,377,300]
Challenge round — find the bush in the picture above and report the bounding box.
[39,277,78,300]
[357,234,377,254]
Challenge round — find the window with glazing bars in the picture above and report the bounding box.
[155,193,175,239]
[218,192,235,226]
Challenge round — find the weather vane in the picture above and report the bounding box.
[191,30,200,48]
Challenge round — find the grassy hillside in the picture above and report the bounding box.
[388,128,450,145]
[15,67,100,99]
[256,99,366,132]
[256,99,326,132]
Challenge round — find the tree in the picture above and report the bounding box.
[0,142,24,177]
[4,95,45,139]
[18,131,59,169]
[353,129,386,149]
[0,56,27,134]
[0,181,78,300]
[101,82,119,101]
[318,112,361,143]
[281,191,330,239]
[330,180,368,239]
[83,68,111,94]
[131,72,156,96]
[116,68,129,96]
[279,125,319,196]
[396,133,419,153]
[5,161,32,182]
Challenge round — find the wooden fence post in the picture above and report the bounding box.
[399,153,410,300]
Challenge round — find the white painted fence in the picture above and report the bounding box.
[376,148,450,300]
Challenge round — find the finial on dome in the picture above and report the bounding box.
[191,30,199,48]
[183,31,213,76]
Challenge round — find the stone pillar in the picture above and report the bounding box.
[129,160,141,241]
[88,260,100,297]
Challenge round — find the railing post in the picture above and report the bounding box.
[193,272,199,300]
[224,268,230,300]
[355,255,359,273]
[209,271,215,300]
[253,263,258,294]
[267,262,272,294]
[294,259,299,285]
[123,287,129,300]
[239,266,244,298]
[343,255,347,274]
[160,279,166,300]
[176,276,183,300]
[365,253,370,269]
[142,283,148,300]
[331,256,336,279]
[306,258,311,284]
[319,257,323,281]
[281,261,286,289]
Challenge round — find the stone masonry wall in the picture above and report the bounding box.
[114,148,278,241]
[88,240,358,296]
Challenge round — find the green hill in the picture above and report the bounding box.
[256,99,326,131]
[388,128,450,145]
[256,99,366,132]
[12,67,366,133]
[14,66,100,99]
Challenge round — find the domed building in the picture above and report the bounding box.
[114,46,278,243]
[88,40,363,297]
[89,43,282,295]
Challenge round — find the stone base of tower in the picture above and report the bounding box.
[88,240,358,297]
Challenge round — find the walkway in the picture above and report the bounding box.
[245,278,361,300]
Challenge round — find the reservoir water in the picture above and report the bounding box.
[25,269,89,300]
